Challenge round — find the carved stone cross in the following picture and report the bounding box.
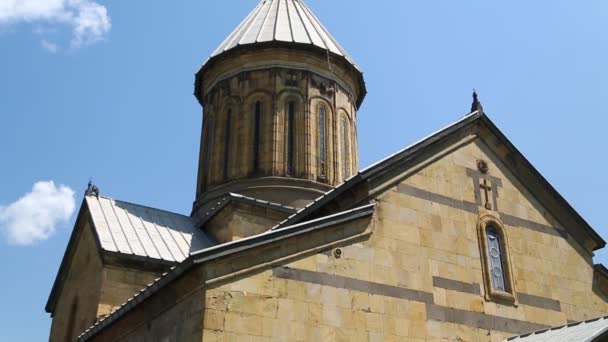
[466,168,502,212]
[480,178,493,210]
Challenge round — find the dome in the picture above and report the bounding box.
[209,0,361,71]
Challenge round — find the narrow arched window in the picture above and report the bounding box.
[287,101,296,175]
[486,225,506,291]
[341,117,349,178]
[478,215,516,303]
[203,119,214,186]
[318,107,327,178]
[223,109,232,180]
[253,101,262,173]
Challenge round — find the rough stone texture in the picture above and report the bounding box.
[194,47,361,210]
[68,134,608,342]
[193,138,608,341]
[205,202,291,243]
[49,222,104,342]
[86,216,373,342]
[48,221,163,341]
[97,266,161,317]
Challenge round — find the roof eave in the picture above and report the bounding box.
[194,42,366,109]
[477,114,606,251]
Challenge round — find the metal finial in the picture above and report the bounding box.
[85,178,100,198]
[471,89,483,113]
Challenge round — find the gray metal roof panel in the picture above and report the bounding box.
[506,316,608,342]
[85,196,215,263]
[209,0,360,71]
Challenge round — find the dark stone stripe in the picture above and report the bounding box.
[433,276,481,295]
[273,267,434,304]
[397,183,568,240]
[275,268,553,335]
[501,214,568,239]
[517,292,561,312]
[426,304,550,334]
[397,184,478,214]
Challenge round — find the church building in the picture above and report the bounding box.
[46,0,608,341]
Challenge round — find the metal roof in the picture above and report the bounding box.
[210,0,360,71]
[86,196,215,263]
[506,316,608,342]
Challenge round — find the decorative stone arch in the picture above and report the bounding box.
[310,96,334,182]
[215,97,241,184]
[198,103,217,194]
[243,90,273,176]
[337,106,353,121]
[477,212,517,304]
[277,91,306,177]
[338,109,353,180]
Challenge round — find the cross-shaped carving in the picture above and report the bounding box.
[480,178,493,210]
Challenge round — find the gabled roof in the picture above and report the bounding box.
[210,0,360,71]
[506,316,608,342]
[77,203,376,341]
[46,195,216,314]
[86,195,215,263]
[272,110,606,252]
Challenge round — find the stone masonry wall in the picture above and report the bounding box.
[49,222,104,342]
[85,136,608,341]
[199,138,608,341]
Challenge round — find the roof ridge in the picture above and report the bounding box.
[272,111,483,230]
[86,195,191,219]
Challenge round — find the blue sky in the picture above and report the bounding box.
[1,0,607,340]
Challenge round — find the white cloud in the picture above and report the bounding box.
[0,0,111,49]
[41,39,59,53]
[0,181,76,246]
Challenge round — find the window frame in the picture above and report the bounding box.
[318,105,327,180]
[477,213,517,304]
[202,117,214,188]
[341,116,350,179]
[286,100,296,176]
[253,101,262,173]
[223,108,232,181]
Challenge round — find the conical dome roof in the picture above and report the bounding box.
[210,0,360,71]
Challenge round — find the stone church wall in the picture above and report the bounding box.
[49,222,163,341]
[197,138,608,341]
[83,137,608,341]
[49,222,104,342]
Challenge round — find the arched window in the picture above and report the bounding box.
[478,214,516,303]
[253,101,262,173]
[287,101,296,175]
[202,119,213,187]
[341,117,350,178]
[223,109,232,180]
[318,106,327,178]
[486,225,506,291]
